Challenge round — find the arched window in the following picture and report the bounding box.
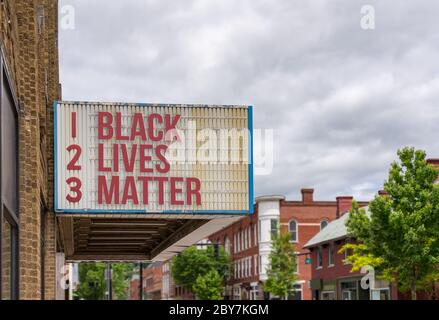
[289,220,298,242]
[320,220,329,230]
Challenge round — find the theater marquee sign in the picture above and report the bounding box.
[54,101,253,215]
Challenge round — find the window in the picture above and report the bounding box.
[233,286,241,300]
[247,228,251,248]
[371,288,390,300]
[321,291,336,300]
[249,257,252,277]
[341,281,358,300]
[237,232,241,252]
[294,253,299,274]
[289,220,298,242]
[224,237,230,254]
[1,57,20,300]
[254,255,258,275]
[244,258,248,277]
[320,220,329,230]
[258,221,261,241]
[270,219,278,240]
[244,229,247,250]
[245,258,248,278]
[344,242,353,263]
[241,259,245,278]
[253,224,257,245]
[244,259,247,278]
[317,246,323,269]
[328,244,334,266]
[288,284,303,300]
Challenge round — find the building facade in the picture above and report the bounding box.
[304,204,383,301]
[305,167,439,301]
[143,262,163,300]
[208,189,366,300]
[0,0,60,300]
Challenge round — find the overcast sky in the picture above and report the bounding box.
[58,0,439,201]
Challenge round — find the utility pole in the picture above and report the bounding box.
[213,242,219,258]
[106,263,113,300]
[139,262,144,300]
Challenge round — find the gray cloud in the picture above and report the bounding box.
[59,0,439,201]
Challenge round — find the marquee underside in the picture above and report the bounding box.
[57,215,241,262]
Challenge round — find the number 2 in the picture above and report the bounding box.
[67,144,82,170]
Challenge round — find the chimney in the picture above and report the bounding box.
[378,190,388,197]
[301,188,314,204]
[336,196,353,218]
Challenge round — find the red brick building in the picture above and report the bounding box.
[304,204,378,300]
[143,262,163,300]
[129,260,195,300]
[305,159,439,300]
[129,263,164,300]
[129,274,141,300]
[209,189,366,300]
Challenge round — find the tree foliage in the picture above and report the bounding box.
[343,147,439,299]
[263,232,298,299]
[74,263,134,300]
[193,269,224,300]
[170,245,230,300]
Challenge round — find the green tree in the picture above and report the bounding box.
[263,232,298,299]
[193,269,224,300]
[170,245,230,300]
[111,263,134,299]
[343,147,439,300]
[74,263,134,300]
[75,263,106,300]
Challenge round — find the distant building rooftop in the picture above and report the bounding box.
[304,206,370,248]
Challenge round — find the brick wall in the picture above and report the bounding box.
[310,240,362,281]
[209,210,260,292]
[279,196,340,300]
[0,0,60,300]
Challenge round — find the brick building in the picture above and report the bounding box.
[160,258,195,300]
[304,203,380,300]
[0,0,60,299]
[143,262,163,300]
[129,260,195,300]
[129,263,164,300]
[305,159,439,300]
[208,189,367,300]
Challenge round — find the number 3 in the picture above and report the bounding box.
[66,177,82,202]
